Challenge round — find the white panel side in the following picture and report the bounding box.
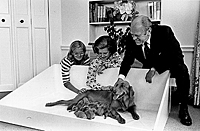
[153,74,170,131]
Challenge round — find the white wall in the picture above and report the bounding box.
[162,0,199,46]
[61,0,89,47]
[161,0,199,71]
[49,0,62,64]
[49,0,90,64]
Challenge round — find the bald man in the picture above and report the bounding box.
[114,15,192,126]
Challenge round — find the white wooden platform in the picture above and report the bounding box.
[0,64,170,131]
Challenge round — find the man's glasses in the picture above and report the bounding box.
[131,32,147,40]
[130,28,150,40]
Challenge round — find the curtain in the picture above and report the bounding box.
[189,4,200,107]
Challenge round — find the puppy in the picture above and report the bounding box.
[45,86,139,124]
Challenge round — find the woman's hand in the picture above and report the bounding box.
[101,86,113,90]
[97,65,106,75]
[78,88,87,94]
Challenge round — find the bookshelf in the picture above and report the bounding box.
[89,0,161,43]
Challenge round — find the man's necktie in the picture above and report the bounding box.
[144,42,150,59]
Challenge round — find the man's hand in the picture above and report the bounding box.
[114,78,124,89]
[145,68,156,83]
[114,78,130,100]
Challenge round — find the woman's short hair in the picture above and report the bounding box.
[67,40,86,59]
[93,35,117,55]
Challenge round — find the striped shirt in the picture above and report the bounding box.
[60,55,90,84]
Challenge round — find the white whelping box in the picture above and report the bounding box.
[0,64,170,131]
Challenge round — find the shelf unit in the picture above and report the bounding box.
[89,0,161,43]
[90,21,132,25]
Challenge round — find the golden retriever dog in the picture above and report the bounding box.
[45,85,139,124]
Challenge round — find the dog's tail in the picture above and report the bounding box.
[45,99,73,107]
[45,92,87,107]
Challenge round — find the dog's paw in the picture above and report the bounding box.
[131,112,140,120]
[67,104,76,111]
[45,102,54,107]
[118,118,126,124]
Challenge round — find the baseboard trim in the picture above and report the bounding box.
[60,45,92,51]
[181,45,194,52]
[0,91,12,99]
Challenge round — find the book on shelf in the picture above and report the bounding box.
[89,2,111,23]
[89,3,93,22]
[156,1,161,20]
[89,1,161,23]
[147,1,161,21]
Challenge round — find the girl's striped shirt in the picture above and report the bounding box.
[60,56,90,84]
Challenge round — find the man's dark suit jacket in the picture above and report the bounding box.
[119,24,185,76]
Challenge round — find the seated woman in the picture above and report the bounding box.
[86,35,123,90]
[60,40,90,94]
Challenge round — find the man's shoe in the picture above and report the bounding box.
[179,107,192,126]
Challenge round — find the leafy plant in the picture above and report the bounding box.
[104,24,130,55]
[104,0,139,55]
